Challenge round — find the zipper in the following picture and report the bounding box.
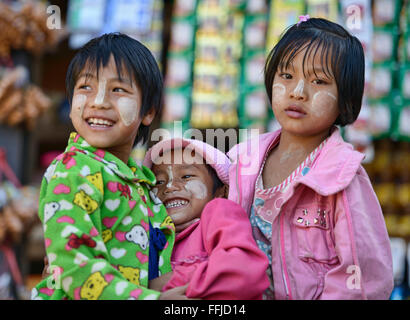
[278,203,293,300]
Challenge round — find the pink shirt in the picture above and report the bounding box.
[251,134,329,299]
[163,198,270,299]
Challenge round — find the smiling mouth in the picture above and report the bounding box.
[164,198,189,209]
[86,117,115,128]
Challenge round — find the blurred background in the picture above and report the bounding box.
[0,0,409,300]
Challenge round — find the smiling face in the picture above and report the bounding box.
[70,55,155,160]
[271,46,340,138]
[151,149,216,230]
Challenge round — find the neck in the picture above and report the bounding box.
[277,128,331,163]
[105,146,131,164]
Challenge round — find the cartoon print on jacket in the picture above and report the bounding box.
[86,172,104,194]
[73,190,98,214]
[80,272,108,300]
[125,225,148,250]
[102,229,113,243]
[118,266,140,285]
[44,200,73,223]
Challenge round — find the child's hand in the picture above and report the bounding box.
[149,272,173,291]
[159,284,197,300]
[42,256,50,279]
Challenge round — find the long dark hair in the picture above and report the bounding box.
[264,18,364,126]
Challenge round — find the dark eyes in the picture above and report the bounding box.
[279,73,292,80]
[155,175,194,186]
[279,73,328,85]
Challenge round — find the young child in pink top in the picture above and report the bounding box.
[228,17,393,299]
[143,138,269,299]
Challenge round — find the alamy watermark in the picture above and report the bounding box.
[149,121,261,175]
[46,5,62,30]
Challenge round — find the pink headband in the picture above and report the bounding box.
[297,14,310,26]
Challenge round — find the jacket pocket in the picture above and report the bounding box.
[292,206,338,263]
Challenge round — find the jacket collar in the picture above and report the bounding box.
[66,132,156,186]
[229,127,365,197]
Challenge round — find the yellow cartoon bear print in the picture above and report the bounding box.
[73,190,98,214]
[86,172,104,195]
[118,266,140,286]
[80,271,108,300]
[160,216,175,233]
[102,229,113,243]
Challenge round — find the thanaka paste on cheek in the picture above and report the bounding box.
[184,180,208,200]
[311,91,337,117]
[117,97,138,126]
[94,79,107,105]
[72,94,87,118]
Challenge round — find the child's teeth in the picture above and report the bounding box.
[166,200,188,208]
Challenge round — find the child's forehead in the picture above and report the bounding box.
[75,56,134,85]
[278,41,335,78]
[153,147,206,166]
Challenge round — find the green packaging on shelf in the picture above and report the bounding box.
[395,104,410,140]
[372,27,399,64]
[245,0,269,14]
[373,0,402,28]
[239,86,268,121]
[241,50,266,89]
[165,51,194,89]
[169,15,197,54]
[367,63,396,100]
[265,0,305,53]
[162,87,192,123]
[306,0,339,22]
[368,98,394,139]
[399,64,410,99]
[243,14,269,53]
[172,0,198,18]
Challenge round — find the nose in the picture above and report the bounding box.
[92,79,111,109]
[289,79,307,101]
[163,182,182,194]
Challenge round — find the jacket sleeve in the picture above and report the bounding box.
[320,169,394,300]
[35,162,160,300]
[185,198,270,299]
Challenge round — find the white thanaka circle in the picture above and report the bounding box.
[272,83,286,96]
[184,180,208,200]
[117,97,138,126]
[311,91,338,117]
[72,94,87,118]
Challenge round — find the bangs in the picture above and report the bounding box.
[69,47,135,91]
[278,34,343,81]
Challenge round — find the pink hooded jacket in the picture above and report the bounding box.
[227,128,393,300]
[162,198,270,299]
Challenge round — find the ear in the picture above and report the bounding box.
[141,108,156,126]
[214,184,228,199]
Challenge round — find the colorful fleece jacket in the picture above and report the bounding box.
[32,132,175,300]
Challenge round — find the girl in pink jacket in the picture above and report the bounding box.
[227,17,393,300]
[143,138,270,299]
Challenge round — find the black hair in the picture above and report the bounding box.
[65,32,163,144]
[205,165,225,196]
[264,18,364,126]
